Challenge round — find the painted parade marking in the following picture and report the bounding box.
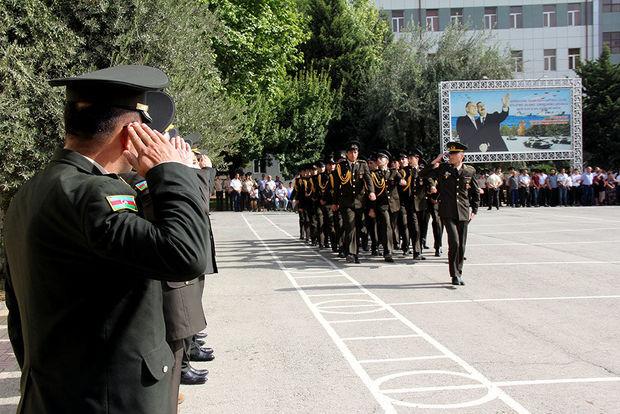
[244,214,530,413]
[388,294,620,307]
[474,227,620,235]
[341,334,420,341]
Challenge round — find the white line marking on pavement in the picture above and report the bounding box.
[475,227,620,235]
[381,376,620,394]
[388,294,620,306]
[0,396,20,405]
[0,371,20,379]
[293,274,348,279]
[359,356,448,364]
[258,214,530,413]
[468,240,613,246]
[387,260,620,269]
[329,317,398,324]
[306,292,368,297]
[342,334,421,341]
[296,282,357,288]
[241,214,398,413]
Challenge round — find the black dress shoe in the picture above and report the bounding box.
[338,251,346,258]
[195,338,206,347]
[451,277,459,286]
[181,369,207,385]
[413,254,426,261]
[371,249,379,256]
[190,366,209,376]
[345,254,355,263]
[434,248,441,257]
[354,255,360,264]
[189,347,215,362]
[384,255,394,263]
[423,244,430,249]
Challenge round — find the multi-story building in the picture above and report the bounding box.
[375,0,620,78]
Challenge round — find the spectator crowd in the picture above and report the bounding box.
[477,166,619,209]
[214,173,294,212]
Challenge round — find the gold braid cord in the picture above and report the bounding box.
[317,175,328,192]
[304,178,314,197]
[402,169,412,191]
[371,171,386,196]
[336,163,351,186]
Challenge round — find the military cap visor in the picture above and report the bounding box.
[346,141,361,151]
[376,149,392,160]
[446,141,468,153]
[408,147,424,157]
[50,65,170,128]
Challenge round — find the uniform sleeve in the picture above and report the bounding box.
[363,163,375,194]
[81,163,210,282]
[469,168,480,214]
[3,258,24,368]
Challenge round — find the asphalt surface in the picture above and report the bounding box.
[1,206,619,413]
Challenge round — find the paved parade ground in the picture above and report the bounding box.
[1,206,620,413]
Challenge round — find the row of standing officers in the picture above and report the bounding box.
[292,141,480,286]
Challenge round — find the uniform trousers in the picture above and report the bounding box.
[397,205,409,253]
[375,207,395,256]
[365,211,378,252]
[428,202,443,249]
[443,217,469,278]
[169,339,185,414]
[341,207,363,256]
[417,210,430,248]
[406,205,421,255]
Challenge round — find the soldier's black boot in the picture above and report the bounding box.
[435,247,442,257]
[384,255,394,263]
[451,277,459,286]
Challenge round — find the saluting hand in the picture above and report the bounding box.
[170,136,193,167]
[124,122,183,177]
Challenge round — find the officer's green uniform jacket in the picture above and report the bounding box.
[3,149,210,414]
[333,160,374,209]
[370,168,402,213]
[122,168,217,343]
[421,162,480,221]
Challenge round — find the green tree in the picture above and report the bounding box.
[208,0,309,97]
[576,46,620,168]
[362,25,513,158]
[300,0,391,150]
[269,70,341,176]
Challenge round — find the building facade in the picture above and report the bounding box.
[376,0,620,78]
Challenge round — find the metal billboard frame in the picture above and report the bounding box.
[439,78,582,168]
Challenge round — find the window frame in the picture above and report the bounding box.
[509,6,523,29]
[544,49,557,71]
[543,5,557,28]
[484,7,498,30]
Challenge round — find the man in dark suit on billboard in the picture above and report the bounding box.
[455,101,479,149]
[475,93,510,152]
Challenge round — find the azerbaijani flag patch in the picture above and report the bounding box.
[106,195,138,212]
[135,180,148,192]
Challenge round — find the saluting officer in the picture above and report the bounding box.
[422,142,480,286]
[4,65,211,413]
[332,141,376,263]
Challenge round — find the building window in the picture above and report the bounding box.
[391,10,404,33]
[567,4,581,26]
[603,32,620,53]
[543,5,557,28]
[450,8,463,25]
[426,9,439,32]
[544,49,557,71]
[511,50,524,72]
[509,6,523,29]
[484,7,497,29]
[568,48,581,69]
[603,0,620,12]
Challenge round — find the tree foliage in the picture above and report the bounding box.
[299,0,391,150]
[576,46,620,168]
[362,25,513,159]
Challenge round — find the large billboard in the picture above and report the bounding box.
[439,79,582,167]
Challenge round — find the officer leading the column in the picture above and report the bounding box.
[421,142,480,286]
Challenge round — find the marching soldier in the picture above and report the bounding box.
[365,155,379,256]
[313,162,328,248]
[426,175,444,257]
[407,149,425,261]
[319,158,338,250]
[422,142,480,286]
[396,153,411,255]
[368,150,403,262]
[332,141,376,263]
[292,168,305,240]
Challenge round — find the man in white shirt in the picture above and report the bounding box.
[570,168,581,206]
[518,169,531,207]
[556,168,569,206]
[538,171,549,206]
[230,173,242,211]
[581,166,595,206]
[486,168,503,210]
